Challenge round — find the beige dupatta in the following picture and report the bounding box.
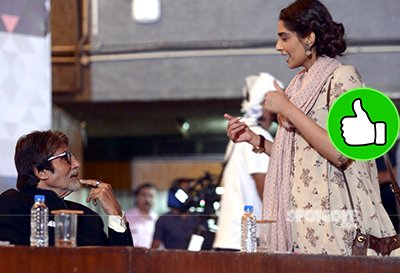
[263,57,342,252]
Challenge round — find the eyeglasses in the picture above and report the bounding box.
[47,151,73,164]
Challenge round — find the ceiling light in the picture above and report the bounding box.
[132,0,161,24]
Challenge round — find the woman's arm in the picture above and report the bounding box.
[264,76,354,167]
[282,102,347,167]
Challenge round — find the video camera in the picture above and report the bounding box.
[167,172,221,250]
[167,172,221,216]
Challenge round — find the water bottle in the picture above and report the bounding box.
[30,195,49,247]
[241,205,257,252]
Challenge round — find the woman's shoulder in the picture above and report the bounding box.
[333,64,363,83]
[324,64,364,102]
[329,64,364,93]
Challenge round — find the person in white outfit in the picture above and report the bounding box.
[213,73,283,251]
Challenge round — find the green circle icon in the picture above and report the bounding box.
[327,87,399,160]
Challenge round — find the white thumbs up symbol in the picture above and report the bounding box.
[341,99,386,146]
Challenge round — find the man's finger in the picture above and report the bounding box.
[80,179,99,188]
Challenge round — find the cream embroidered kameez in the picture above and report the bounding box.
[290,65,396,255]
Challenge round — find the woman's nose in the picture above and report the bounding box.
[275,39,282,51]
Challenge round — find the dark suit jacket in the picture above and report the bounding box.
[0,187,133,246]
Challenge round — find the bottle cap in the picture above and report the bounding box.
[244,205,253,211]
[34,195,45,203]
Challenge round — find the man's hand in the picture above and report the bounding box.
[79,179,123,216]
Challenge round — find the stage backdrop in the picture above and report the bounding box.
[0,0,51,192]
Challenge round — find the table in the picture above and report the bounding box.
[0,246,399,273]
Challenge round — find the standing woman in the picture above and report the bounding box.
[225,0,396,255]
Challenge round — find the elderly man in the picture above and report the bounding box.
[0,130,133,246]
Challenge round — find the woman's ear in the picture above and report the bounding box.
[33,167,49,180]
[306,32,316,47]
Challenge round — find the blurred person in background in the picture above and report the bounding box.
[213,73,281,251]
[151,178,201,249]
[126,182,158,248]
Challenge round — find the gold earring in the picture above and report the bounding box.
[305,44,312,56]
